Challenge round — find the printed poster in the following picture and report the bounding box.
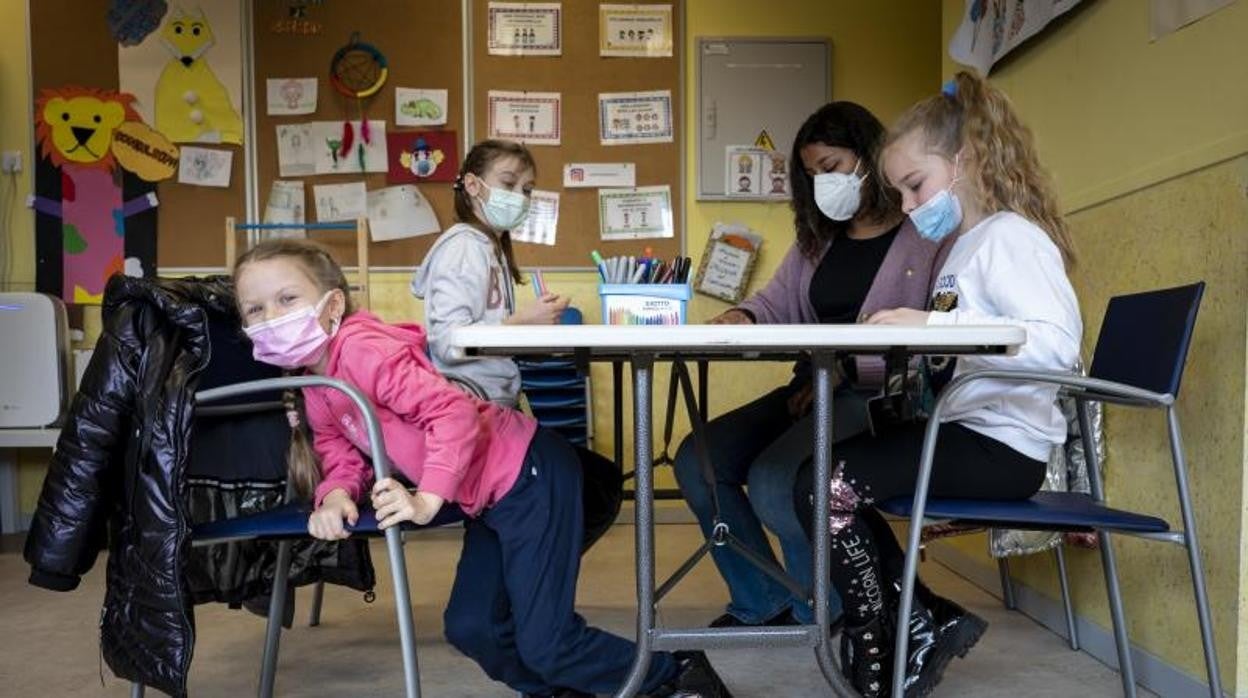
[395,87,449,126]
[118,1,245,144]
[598,185,673,241]
[599,90,673,145]
[563,162,636,188]
[599,4,673,57]
[725,146,789,199]
[487,2,562,56]
[512,190,559,246]
[266,77,317,115]
[387,131,459,184]
[488,90,562,145]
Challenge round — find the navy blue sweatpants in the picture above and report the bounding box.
[443,428,678,695]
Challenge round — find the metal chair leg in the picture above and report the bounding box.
[258,540,294,698]
[308,580,325,627]
[1097,532,1137,698]
[998,557,1017,610]
[131,682,145,697]
[1054,544,1079,651]
[1167,408,1222,697]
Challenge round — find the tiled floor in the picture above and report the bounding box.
[0,524,1152,696]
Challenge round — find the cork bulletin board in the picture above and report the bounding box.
[28,0,683,271]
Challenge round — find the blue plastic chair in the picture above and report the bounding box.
[878,282,1220,697]
[131,376,462,698]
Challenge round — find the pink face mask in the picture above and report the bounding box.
[244,292,338,369]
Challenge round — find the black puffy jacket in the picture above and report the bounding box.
[24,275,373,697]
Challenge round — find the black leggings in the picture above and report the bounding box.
[793,421,1046,625]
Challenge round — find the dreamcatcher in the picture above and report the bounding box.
[329,33,388,170]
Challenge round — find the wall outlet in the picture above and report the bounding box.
[1,150,21,174]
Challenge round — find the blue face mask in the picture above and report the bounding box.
[477,181,530,231]
[909,159,963,242]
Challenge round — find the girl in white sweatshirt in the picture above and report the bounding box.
[794,71,1082,698]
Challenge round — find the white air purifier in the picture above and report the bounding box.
[0,293,71,428]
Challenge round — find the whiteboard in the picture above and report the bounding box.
[696,38,831,200]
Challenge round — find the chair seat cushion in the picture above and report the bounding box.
[192,501,466,544]
[877,491,1170,534]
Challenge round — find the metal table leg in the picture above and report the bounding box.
[615,353,657,698]
[812,351,856,696]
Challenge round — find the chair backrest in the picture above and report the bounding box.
[1088,282,1204,396]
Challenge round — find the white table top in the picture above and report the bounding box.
[448,323,1025,360]
[0,428,60,448]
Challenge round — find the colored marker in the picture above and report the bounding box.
[590,250,607,282]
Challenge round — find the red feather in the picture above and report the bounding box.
[360,117,371,145]
[339,121,354,158]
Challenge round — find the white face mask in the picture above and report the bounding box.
[476,180,530,231]
[812,163,867,221]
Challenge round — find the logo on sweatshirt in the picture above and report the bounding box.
[486,266,504,310]
[930,273,959,313]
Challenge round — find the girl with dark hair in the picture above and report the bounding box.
[671,102,949,632]
[413,140,624,556]
[412,139,569,407]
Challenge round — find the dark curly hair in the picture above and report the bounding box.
[789,102,901,259]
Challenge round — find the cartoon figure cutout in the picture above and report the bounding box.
[32,87,173,304]
[154,6,243,143]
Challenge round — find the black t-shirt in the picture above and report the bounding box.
[809,224,900,324]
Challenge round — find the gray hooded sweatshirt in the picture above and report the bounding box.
[411,223,520,407]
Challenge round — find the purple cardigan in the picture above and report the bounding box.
[736,219,952,385]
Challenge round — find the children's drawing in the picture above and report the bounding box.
[395,87,448,126]
[266,77,317,115]
[153,6,244,143]
[176,145,232,187]
[31,87,167,304]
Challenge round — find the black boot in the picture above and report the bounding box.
[891,584,988,698]
[651,650,734,697]
[840,615,893,697]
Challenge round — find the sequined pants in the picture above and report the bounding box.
[794,421,1046,625]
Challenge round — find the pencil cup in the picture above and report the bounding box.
[599,283,690,326]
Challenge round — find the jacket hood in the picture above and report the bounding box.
[325,312,429,375]
[102,274,239,369]
[410,223,493,298]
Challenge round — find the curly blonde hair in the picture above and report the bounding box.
[886,71,1076,269]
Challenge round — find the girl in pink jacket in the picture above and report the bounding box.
[232,239,731,698]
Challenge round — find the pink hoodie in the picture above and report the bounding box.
[303,312,537,516]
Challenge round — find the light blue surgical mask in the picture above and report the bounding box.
[477,181,530,231]
[909,158,962,242]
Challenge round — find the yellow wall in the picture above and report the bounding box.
[936,0,1248,691]
[1,0,33,290]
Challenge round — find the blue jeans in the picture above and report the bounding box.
[672,384,868,624]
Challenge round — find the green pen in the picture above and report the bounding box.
[590,250,607,282]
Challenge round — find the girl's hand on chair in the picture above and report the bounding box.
[866,308,930,325]
[309,489,358,540]
[372,478,445,527]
